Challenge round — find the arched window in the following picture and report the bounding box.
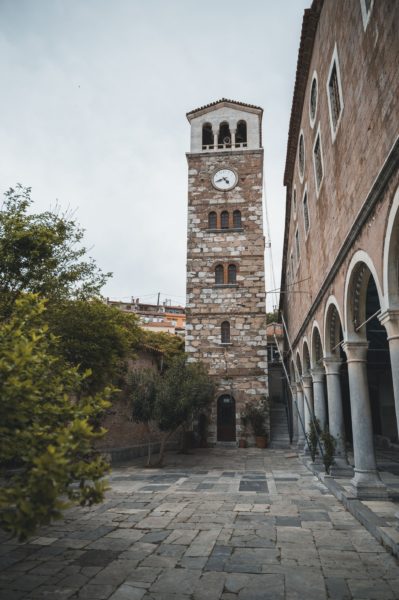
[233,210,242,228]
[228,264,237,284]
[221,321,230,344]
[208,211,217,229]
[236,120,247,146]
[202,123,213,148]
[218,122,231,148]
[221,210,229,229]
[215,264,224,285]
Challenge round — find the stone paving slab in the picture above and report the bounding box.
[1,448,399,599]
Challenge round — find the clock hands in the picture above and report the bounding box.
[216,177,230,184]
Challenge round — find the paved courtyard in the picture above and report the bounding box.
[1,448,399,600]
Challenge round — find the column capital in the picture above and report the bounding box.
[379,309,399,340]
[342,341,368,363]
[301,374,312,388]
[323,357,342,376]
[310,368,324,384]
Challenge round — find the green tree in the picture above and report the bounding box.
[47,300,142,393]
[129,368,160,466]
[128,356,214,466]
[0,185,110,319]
[141,330,185,365]
[0,295,111,541]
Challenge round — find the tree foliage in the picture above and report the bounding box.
[0,295,111,541]
[140,330,185,364]
[46,300,142,393]
[129,368,160,466]
[128,356,214,466]
[0,185,110,319]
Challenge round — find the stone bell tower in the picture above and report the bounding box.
[185,98,269,446]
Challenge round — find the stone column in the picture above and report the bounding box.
[342,341,387,498]
[311,368,327,429]
[323,357,352,476]
[230,128,236,148]
[291,383,299,442]
[379,309,399,440]
[213,130,218,149]
[296,383,306,450]
[302,375,314,434]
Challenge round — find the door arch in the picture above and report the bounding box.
[217,395,236,441]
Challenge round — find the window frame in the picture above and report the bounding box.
[298,130,305,183]
[208,211,217,230]
[309,71,318,129]
[302,185,310,238]
[227,263,237,284]
[312,123,324,196]
[360,0,374,31]
[215,264,224,285]
[220,210,229,230]
[233,209,242,229]
[221,320,231,345]
[295,227,300,267]
[326,44,344,142]
[292,185,297,221]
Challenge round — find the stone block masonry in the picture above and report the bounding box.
[186,100,268,447]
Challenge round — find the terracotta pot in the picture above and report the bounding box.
[239,438,247,448]
[255,436,267,449]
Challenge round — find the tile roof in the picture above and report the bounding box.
[186,98,263,118]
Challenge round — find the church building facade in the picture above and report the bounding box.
[185,99,268,446]
[280,0,399,498]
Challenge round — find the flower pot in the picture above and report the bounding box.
[239,438,247,448]
[255,436,267,449]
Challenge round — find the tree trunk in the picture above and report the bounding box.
[155,427,179,467]
[144,423,152,467]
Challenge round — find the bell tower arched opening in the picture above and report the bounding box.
[218,122,231,149]
[202,123,214,150]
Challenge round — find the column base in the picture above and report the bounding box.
[349,469,388,499]
[330,457,354,478]
[297,438,306,452]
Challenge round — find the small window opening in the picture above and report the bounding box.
[313,134,323,191]
[298,133,305,178]
[295,229,300,261]
[310,77,318,123]
[303,192,309,234]
[215,264,224,285]
[202,123,213,149]
[228,264,237,284]
[218,122,231,148]
[290,252,295,276]
[221,321,230,344]
[293,188,297,217]
[233,210,242,228]
[208,211,217,229]
[221,211,229,229]
[328,63,342,131]
[236,120,247,147]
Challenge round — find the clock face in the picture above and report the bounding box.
[212,168,238,191]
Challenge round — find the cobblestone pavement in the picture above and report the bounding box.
[1,448,399,600]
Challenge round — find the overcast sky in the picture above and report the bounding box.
[0,0,309,310]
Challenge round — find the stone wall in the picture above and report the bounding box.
[96,350,178,462]
[186,145,268,444]
[282,0,399,344]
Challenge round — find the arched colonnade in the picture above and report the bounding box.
[288,187,399,498]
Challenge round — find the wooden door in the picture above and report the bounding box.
[217,395,236,441]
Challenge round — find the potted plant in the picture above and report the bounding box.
[241,400,268,448]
